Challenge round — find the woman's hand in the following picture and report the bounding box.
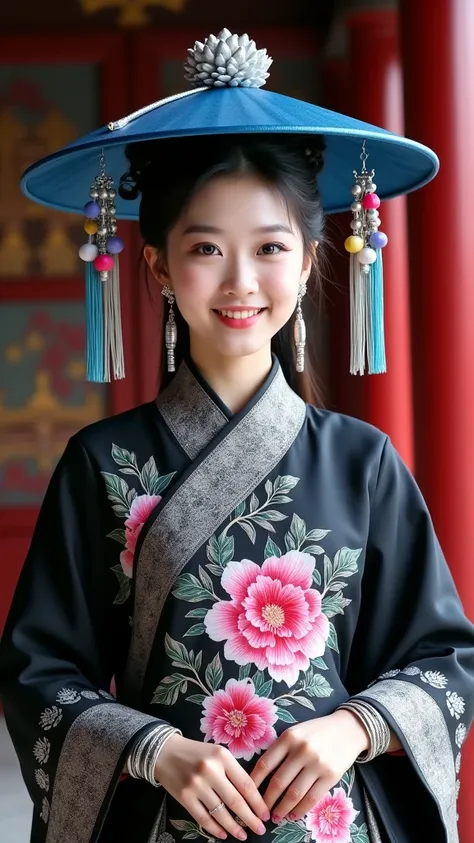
[154,734,270,840]
[250,710,370,822]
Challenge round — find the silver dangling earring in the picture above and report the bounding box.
[294,282,307,373]
[161,285,177,373]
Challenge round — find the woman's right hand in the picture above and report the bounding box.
[154,734,270,840]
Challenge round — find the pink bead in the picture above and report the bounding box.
[93,254,114,272]
[362,193,381,210]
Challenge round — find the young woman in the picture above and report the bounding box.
[1,29,473,843]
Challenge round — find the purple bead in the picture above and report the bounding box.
[106,236,124,255]
[83,200,100,219]
[369,231,388,249]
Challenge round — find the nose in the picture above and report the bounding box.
[222,256,259,297]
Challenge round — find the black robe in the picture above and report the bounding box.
[1,357,473,843]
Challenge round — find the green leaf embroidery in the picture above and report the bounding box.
[107,529,127,546]
[251,514,276,533]
[151,673,188,705]
[206,563,224,576]
[172,573,215,603]
[164,634,193,670]
[350,823,370,843]
[239,520,257,544]
[182,834,200,840]
[239,664,252,680]
[276,708,297,724]
[205,653,223,692]
[111,444,138,470]
[194,651,203,673]
[340,770,352,792]
[290,696,316,710]
[101,472,131,517]
[171,820,200,833]
[306,529,330,541]
[185,608,208,618]
[289,513,306,548]
[256,679,274,698]
[284,532,297,552]
[312,568,322,587]
[270,495,293,505]
[150,472,176,496]
[207,533,235,567]
[198,565,214,592]
[323,555,333,587]
[139,455,159,495]
[252,670,266,692]
[327,621,340,653]
[264,537,282,559]
[273,475,299,495]
[186,694,207,706]
[327,581,348,592]
[233,501,246,519]
[110,565,131,605]
[271,822,306,843]
[310,657,328,670]
[322,592,351,618]
[304,544,325,555]
[275,698,293,707]
[304,673,333,698]
[183,623,206,637]
[250,493,259,513]
[333,547,362,578]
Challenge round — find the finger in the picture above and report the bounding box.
[186,796,229,841]
[271,770,318,821]
[200,790,249,841]
[263,758,304,815]
[225,758,271,821]
[215,778,268,836]
[250,740,289,789]
[285,776,334,822]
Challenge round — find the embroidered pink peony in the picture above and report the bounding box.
[204,552,329,686]
[201,678,277,760]
[120,494,161,578]
[305,788,357,843]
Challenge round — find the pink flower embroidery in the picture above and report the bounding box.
[305,788,357,843]
[204,552,329,686]
[120,494,161,578]
[201,678,277,760]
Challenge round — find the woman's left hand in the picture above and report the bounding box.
[250,710,370,823]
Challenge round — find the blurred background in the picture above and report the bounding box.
[0,0,473,840]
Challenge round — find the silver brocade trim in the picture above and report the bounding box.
[46,704,157,843]
[123,364,306,704]
[357,679,458,843]
[156,361,228,460]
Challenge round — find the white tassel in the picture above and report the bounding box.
[102,257,125,381]
[350,254,367,376]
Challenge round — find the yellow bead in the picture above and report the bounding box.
[344,235,364,254]
[84,219,98,235]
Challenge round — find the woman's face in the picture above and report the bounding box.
[146,172,312,367]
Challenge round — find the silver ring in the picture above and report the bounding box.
[209,801,225,817]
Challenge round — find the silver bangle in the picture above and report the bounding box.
[127,725,180,786]
[338,700,391,763]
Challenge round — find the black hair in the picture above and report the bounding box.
[119,132,327,404]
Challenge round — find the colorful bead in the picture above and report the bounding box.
[84,219,98,235]
[106,236,124,255]
[357,247,377,265]
[362,193,381,210]
[345,235,364,254]
[83,200,100,218]
[94,254,114,272]
[369,231,388,249]
[79,243,99,262]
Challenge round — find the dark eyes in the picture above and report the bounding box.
[194,243,287,256]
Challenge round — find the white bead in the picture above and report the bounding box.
[367,209,379,219]
[79,243,98,262]
[351,184,362,198]
[351,201,362,213]
[350,220,362,231]
[374,218,382,227]
[357,247,377,265]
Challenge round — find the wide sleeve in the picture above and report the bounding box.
[0,435,169,843]
[345,437,474,843]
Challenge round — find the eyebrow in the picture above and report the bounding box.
[182,223,295,236]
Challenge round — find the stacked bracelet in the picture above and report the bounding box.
[338,699,391,763]
[127,724,181,786]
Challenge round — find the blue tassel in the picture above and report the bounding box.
[368,249,386,374]
[85,262,105,382]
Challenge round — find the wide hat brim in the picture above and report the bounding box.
[21,86,439,217]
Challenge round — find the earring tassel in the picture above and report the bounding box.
[103,258,125,381]
[349,254,368,376]
[85,261,105,382]
[368,249,386,374]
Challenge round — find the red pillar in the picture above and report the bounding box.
[342,4,414,469]
[399,2,474,839]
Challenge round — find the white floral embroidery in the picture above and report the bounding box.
[39,706,63,731]
[446,691,465,719]
[455,753,461,774]
[81,690,100,700]
[379,669,400,680]
[34,769,50,792]
[157,834,175,843]
[56,688,81,705]
[455,723,467,748]
[401,666,421,676]
[98,690,115,700]
[420,671,448,689]
[40,797,50,823]
[456,779,461,799]
[33,737,51,765]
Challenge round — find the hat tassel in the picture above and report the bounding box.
[345,141,388,375]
